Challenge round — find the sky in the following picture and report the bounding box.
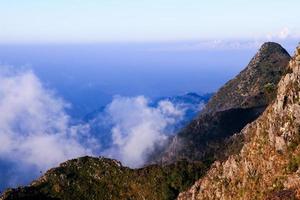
[0,0,299,43]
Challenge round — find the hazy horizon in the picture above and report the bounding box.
[0,39,298,117]
[0,0,300,43]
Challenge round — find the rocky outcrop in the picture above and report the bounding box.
[0,157,206,200]
[156,42,291,164]
[202,42,292,114]
[296,46,300,65]
[178,44,300,200]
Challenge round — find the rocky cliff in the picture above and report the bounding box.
[156,42,291,164]
[178,45,300,200]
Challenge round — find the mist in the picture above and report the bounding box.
[0,67,186,190]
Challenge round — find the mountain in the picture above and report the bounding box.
[155,42,291,164]
[177,45,300,200]
[0,42,293,200]
[0,157,206,200]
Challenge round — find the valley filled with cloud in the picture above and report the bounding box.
[0,67,193,190]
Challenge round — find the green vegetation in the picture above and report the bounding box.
[1,157,207,200]
[264,83,275,93]
[287,154,300,173]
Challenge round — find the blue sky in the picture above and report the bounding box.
[0,0,299,43]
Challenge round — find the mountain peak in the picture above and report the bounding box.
[260,42,288,52]
[154,42,291,165]
[202,42,291,114]
[178,42,300,200]
[246,42,290,71]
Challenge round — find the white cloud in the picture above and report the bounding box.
[278,27,290,39]
[266,27,300,41]
[146,28,300,53]
[0,67,98,188]
[0,67,186,189]
[103,96,184,167]
[147,40,263,52]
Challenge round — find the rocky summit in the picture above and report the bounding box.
[177,45,300,200]
[155,42,291,165]
[0,157,206,200]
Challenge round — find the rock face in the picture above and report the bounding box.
[156,42,291,164]
[178,45,300,200]
[296,46,300,65]
[0,157,206,200]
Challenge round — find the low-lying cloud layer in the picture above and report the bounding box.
[0,67,185,190]
[0,67,98,189]
[103,96,184,167]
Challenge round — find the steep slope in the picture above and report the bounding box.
[157,42,291,164]
[0,157,206,200]
[178,45,300,200]
[202,42,291,114]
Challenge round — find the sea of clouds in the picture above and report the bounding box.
[0,67,185,190]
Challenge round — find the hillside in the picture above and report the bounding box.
[156,42,291,164]
[178,45,300,199]
[0,157,206,200]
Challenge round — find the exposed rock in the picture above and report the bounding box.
[178,44,300,200]
[265,190,296,200]
[203,42,291,113]
[296,45,300,64]
[155,42,291,165]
